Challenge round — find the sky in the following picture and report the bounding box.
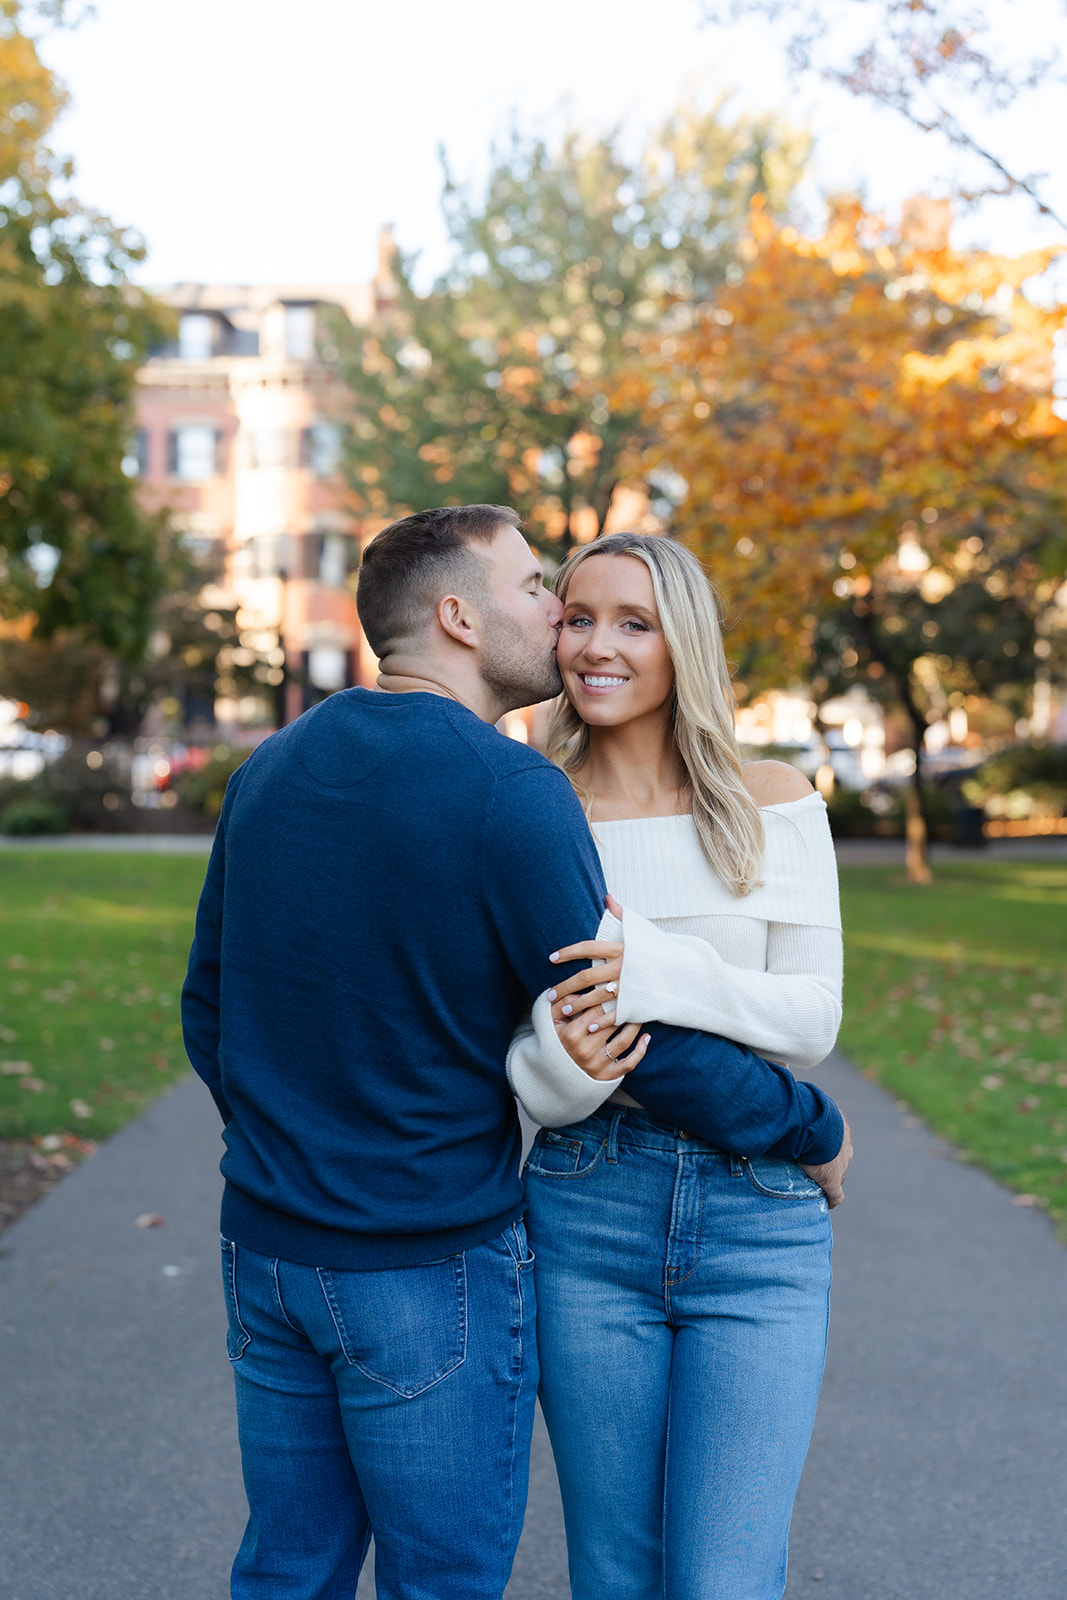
[36,0,1067,293]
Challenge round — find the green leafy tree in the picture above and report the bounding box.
[333,107,808,554]
[0,0,173,658]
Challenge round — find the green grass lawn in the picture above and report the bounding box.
[839,859,1067,1233]
[2,851,1065,1234]
[0,852,207,1143]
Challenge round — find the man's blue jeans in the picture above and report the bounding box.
[524,1106,832,1600]
[220,1221,538,1600]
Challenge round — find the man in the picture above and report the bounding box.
[182,504,848,1600]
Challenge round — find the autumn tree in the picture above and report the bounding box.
[701,0,1067,230]
[333,108,808,556]
[643,201,1067,880]
[0,0,174,659]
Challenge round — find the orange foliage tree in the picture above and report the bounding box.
[634,201,1067,879]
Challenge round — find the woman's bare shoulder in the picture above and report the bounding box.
[741,760,815,806]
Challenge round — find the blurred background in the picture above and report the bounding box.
[1,0,1065,874]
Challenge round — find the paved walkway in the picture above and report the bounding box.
[2,1051,1066,1599]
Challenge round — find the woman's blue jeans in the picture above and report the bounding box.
[220,1220,538,1600]
[524,1106,832,1600]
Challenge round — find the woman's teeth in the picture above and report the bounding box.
[581,675,627,688]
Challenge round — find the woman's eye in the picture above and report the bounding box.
[622,619,650,632]
[566,615,592,628]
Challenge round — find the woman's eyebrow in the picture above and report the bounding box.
[564,599,657,617]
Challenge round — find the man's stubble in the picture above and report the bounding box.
[480,604,563,714]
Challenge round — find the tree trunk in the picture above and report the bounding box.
[904,748,932,884]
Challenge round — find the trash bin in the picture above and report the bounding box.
[952,804,986,848]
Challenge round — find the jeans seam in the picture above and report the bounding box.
[221,1236,251,1359]
[500,1236,530,1586]
[501,1221,534,1268]
[269,1256,300,1333]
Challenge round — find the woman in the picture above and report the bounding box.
[508,532,845,1600]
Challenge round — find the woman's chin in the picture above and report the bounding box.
[569,696,631,727]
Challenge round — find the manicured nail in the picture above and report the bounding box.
[549,952,560,963]
[547,989,557,1002]
[587,1022,599,1033]
[561,1003,573,1015]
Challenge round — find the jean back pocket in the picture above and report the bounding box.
[317,1254,468,1398]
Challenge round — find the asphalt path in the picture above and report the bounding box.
[2,1051,1066,1599]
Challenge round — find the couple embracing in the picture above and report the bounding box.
[182,503,851,1600]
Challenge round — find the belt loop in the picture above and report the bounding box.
[605,1108,623,1164]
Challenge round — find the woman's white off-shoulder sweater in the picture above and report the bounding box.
[507,790,843,1129]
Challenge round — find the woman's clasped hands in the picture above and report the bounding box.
[546,899,650,1082]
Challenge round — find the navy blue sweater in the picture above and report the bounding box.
[182,689,843,1269]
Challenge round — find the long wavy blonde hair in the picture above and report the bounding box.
[545,532,764,896]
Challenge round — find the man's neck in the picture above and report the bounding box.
[376,665,501,723]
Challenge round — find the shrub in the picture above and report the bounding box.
[175,746,252,818]
[825,783,956,840]
[0,798,69,836]
[964,743,1067,817]
[0,745,134,832]
[825,787,897,839]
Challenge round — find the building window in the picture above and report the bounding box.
[241,532,295,579]
[121,428,149,478]
[168,425,222,480]
[303,531,355,586]
[178,314,216,361]
[300,422,343,478]
[306,646,347,691]
[248,429,298,470]
[284,305,316,361]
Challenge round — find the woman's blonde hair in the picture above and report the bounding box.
[545,532,764,896]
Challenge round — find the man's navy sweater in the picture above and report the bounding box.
[181,689,843,1269]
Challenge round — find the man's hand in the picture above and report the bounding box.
[801,1117,853,1209]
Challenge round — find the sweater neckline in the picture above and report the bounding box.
[592,791,825,826]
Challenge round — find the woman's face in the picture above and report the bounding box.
[556,554,675,730]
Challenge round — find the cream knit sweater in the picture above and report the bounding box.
[507,791,843,1129]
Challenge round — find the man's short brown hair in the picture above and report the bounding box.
[356,504,521,659]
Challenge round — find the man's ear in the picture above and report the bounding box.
[436,593,481,650]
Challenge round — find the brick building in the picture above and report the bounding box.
[132,267,389,732]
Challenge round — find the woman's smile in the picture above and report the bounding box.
[578,673,630,693]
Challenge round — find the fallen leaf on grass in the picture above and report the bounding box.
[1,1060,31,1074]
[1012,1195,1039,1207]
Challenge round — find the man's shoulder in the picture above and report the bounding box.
[443,705,561,783]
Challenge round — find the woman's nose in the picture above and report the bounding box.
[583,626,615,660]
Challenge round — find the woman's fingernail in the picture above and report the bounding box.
[588,1022,599,1033]
[547,989,557,1002]
[549,952,560,963]
[561,1003,573,1015]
